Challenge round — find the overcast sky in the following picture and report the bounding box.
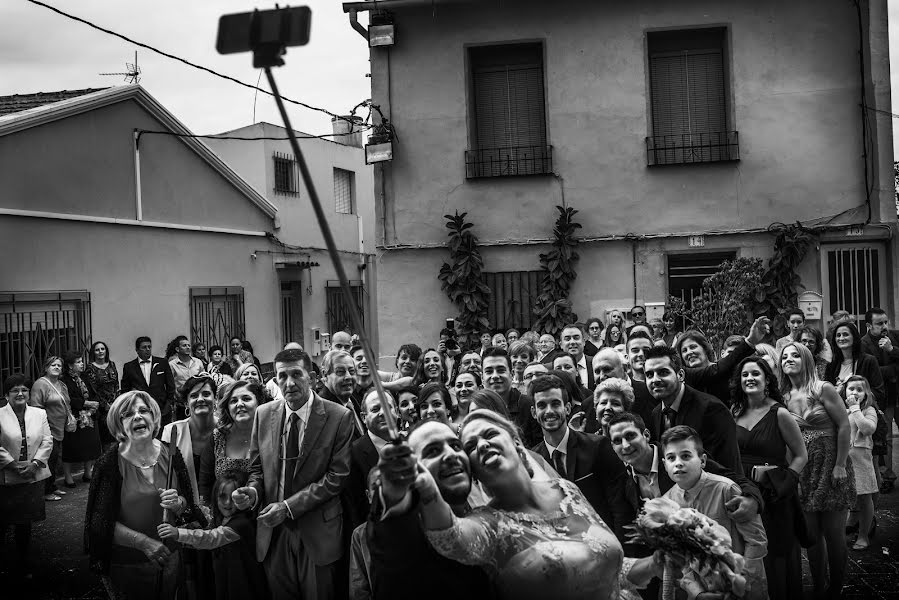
[3,1,899,155]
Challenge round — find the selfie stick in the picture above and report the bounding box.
[217,7,399,441]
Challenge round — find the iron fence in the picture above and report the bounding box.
[646,131,739,166]
[465,145,553,178]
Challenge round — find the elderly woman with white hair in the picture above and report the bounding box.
[593,377,636,438]
[85,391,205,600]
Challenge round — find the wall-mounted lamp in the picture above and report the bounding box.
[365,131,393,164]
[368,12,395,47]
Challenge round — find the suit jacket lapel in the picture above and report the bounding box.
[293,396,327,476]
[566,430,579,477]
[270,401,283,466]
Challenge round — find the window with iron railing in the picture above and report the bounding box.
[467,43,552,178]
[647,28,739,166]
[273,151,299,195]
[190,287,245,351]
[0,291,92,382]
[326,281,365,336]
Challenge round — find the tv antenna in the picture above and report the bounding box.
[100,51,141,83]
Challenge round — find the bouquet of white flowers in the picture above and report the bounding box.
[628,496,747,599]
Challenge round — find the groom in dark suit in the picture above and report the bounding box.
[232,348,354,600]
[120,336,176,427]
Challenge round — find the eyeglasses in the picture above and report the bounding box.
[121,407,152,421]
[632,312,645,317]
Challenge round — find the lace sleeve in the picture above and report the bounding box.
[425,509,498,567]
[620,556,658,597]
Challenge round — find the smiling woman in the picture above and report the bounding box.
[414,409,663,600]
[197,381,263,504]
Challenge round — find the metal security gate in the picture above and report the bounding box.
[481,271,542,333]
[0,291,92,382]
[326,280,364,336]
[824,245,883,331]
[280,281,303,347]
[190,287,245,349]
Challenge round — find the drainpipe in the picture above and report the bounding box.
[348,9,369,41]
[133,129,143,221]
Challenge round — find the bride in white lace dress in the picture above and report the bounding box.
[415,410,661,600]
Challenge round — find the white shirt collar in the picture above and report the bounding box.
[283,390,314,429]
[367,430,389,453]
[628,443,659,479]
[544,425,571,457]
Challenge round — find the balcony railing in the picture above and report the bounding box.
[646,131,739,166]
[465,145,553,179]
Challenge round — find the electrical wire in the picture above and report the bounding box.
[135,125,375,143]
[25,0,356,123]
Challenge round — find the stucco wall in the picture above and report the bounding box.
[367,0,895,355]
[373,0,887,246]
[205,122,376,253]
[0,217,282,364]
[0,100,273,232]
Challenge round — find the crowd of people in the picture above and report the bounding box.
[0,304,897,600]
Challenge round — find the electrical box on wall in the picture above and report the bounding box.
[321,332,331,354]
[311,327,321,356]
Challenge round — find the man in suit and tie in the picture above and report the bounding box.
[232,348,354,600]
[119,336,176,428]
[346,389,398,527]
[482,347,540,447]
[643,345,743,477]
[559,324,596,390]
[528,375,631,542]
[319,350,366,439]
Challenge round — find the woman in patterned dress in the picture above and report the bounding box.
[416,410,662,600]
[197,381,263,506]
[84,341,119,447]
[779,342,854,600]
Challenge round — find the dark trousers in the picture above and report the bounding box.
[43,439,62,494]
[264,525,337,600]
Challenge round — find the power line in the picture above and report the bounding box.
[135,125,374,143]
[25,0,355,122]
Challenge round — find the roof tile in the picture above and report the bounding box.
[0,88,108,116]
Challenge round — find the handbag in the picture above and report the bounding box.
[750,463,778,483]
[43,376,77,432]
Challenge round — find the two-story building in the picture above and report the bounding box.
[0,85,284,379]
[344,0,896,357]
[204,120,376,360]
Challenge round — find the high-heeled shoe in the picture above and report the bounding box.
[64,481,76,488]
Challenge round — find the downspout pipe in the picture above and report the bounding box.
[348,9,369,41]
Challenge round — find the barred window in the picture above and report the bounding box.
[190,287,245,351]
[0,291,91,382]
[333,168,355,214]
[274,152,299,195]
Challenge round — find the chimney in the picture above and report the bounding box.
[331,115,365,148]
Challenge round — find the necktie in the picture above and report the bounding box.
[284,413,300,497]
[663,407,676,432]
[552,448,567,478]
